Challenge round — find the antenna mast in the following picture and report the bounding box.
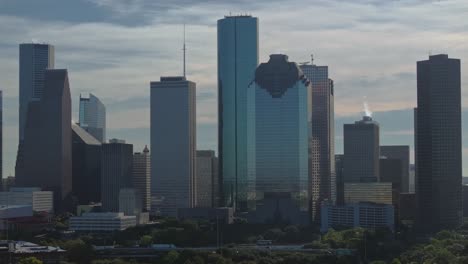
[183,24,186,78]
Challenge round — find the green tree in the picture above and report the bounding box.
[162,250,180,264]
[18,257,43,264]
[140,235,153,247]
[63,239,95,264]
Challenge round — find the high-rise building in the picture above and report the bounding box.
[196,150,219,208]
[300,60,335,221]
[133,146,151,212]
[335,154,345,205]
[218,15,258,211]
[101,139,133,212]
[18,43,55,141]
[380,146,410,193]
[343,116,380,183]
[249,54,311,214]
[79,93,106,142]
[380,157,402,205]
[16,69,72,210]
[344,182,393,205]
[151,77,196,217]
[0,90,2,181]
[72,123,102,204]
[416,54,462,232]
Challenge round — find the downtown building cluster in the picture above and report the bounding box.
[0,16,463,234]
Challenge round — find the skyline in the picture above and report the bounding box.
[0,0,468,176]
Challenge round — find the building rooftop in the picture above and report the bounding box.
[72,123,101,145]
[0,241,65,254]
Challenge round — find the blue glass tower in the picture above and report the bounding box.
[218,15,258,211]
[250,54,311,210]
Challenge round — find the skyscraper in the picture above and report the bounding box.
[133,146,151,212]
[79,93,106,142]
[0,90,2,181]
[249,54,311,213]
[72,123,102,204]
[218,15,258,211]
[196,150,219,208]
[151,77,196,217]
[16,69,72,210]
[416,54,462,232]
[101,139,133,212]
[335,154,345,205]
[300,59,335,221]
[380,145,410,193]
[19,43,55,141]
[343,116,380,183]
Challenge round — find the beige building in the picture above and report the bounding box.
[344,182,392,205]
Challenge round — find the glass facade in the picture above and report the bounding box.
[79,93,106,142]
[217,16,258,211]
[249,54,311,210]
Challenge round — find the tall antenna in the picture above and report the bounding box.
[311,54,314,65]
[183,24,186,78]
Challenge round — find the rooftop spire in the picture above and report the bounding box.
[183,24,186,78]
[143,145,149,153]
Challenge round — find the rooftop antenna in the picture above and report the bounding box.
[183,24,186,78]
[311,54,314,65]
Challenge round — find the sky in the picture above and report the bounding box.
[0,0,467,176]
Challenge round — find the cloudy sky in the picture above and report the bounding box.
[0,0,467,176]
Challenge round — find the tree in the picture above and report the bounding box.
[162,250,180,264]
[140,235,153,247]
[18,257,43,264]
[63,239,95,264]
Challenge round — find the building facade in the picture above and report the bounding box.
[380,145,410,193]
[18,43,55,141]
[218,15,259,211]
[69,212,136,232]
[151,77,196,217]
[16,69,72,210]
[344,182,393,205]
[335,154,345,205]
[300,61,335,221]
[133,146,151,212]
[0,91,2,181]
[72,123,102,204]
[250,54,311,212]
[343,116,380,183]
[196,150,219,208]
[101,139,133,212]
[79,93,106,142]
[416,54,462,232]
[0,188,53,212]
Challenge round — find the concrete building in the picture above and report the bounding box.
[218,15,259,211]
[133,146,151,212]
[0,91,2,181]
[399,193,416,222]
[18,43,55,141]
[300,60,335,221]
[151,77,196,217]
[416,54,462,232]
[79,93,106,142]
[0,205,33,230]
[320,202,395,233]
[196,150,219,208]
[344,183,393,205]
[249,54,311,216]
[0,188,53,212]
[381,146,410,193]
[101,139,133,212]
[380,157,402,205]
[15,69,72,210]
[69,212,136,232]
[119,188,148,225]
[343,116,380,183]
[72,123,102,204]
[335,154,345,205]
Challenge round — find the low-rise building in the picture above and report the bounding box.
[69,212,136,232]
[178,207,234,224]
[0,188,53,212]
[0,240,66,264]
[320,202,395,233]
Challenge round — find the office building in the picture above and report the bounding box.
[178,207,234,224]
[399,193,416,221]
[18,43,55,141]
[72,123,102,204]
[335,154,345,205]
[79,93,106,142]
[320,202,395,233]
[0,91,2,181]
[101,139,133,212]
[0,205,34,230]
[218,15,259,211]
[343,116,380,183]
[0,241,66,263]
[416,54,462,232]
[133,146,151,212]
[380,157,402,205]
[249,54,311,215]
[151,77,196,217]
[381,146,410,193]
[16,69,72,210]
[409,164,415,193]
[119,188,148,224]
[463,185,468,217]
[344,182,393,205]
[0,188,53,212]
[300,60,335,221]
[69,212,136,232]
[196,150,219,208]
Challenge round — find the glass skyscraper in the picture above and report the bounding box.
[79,93,106,142]
[249,54,311,211]
[217,15,258,211]
[19,43,55,141]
